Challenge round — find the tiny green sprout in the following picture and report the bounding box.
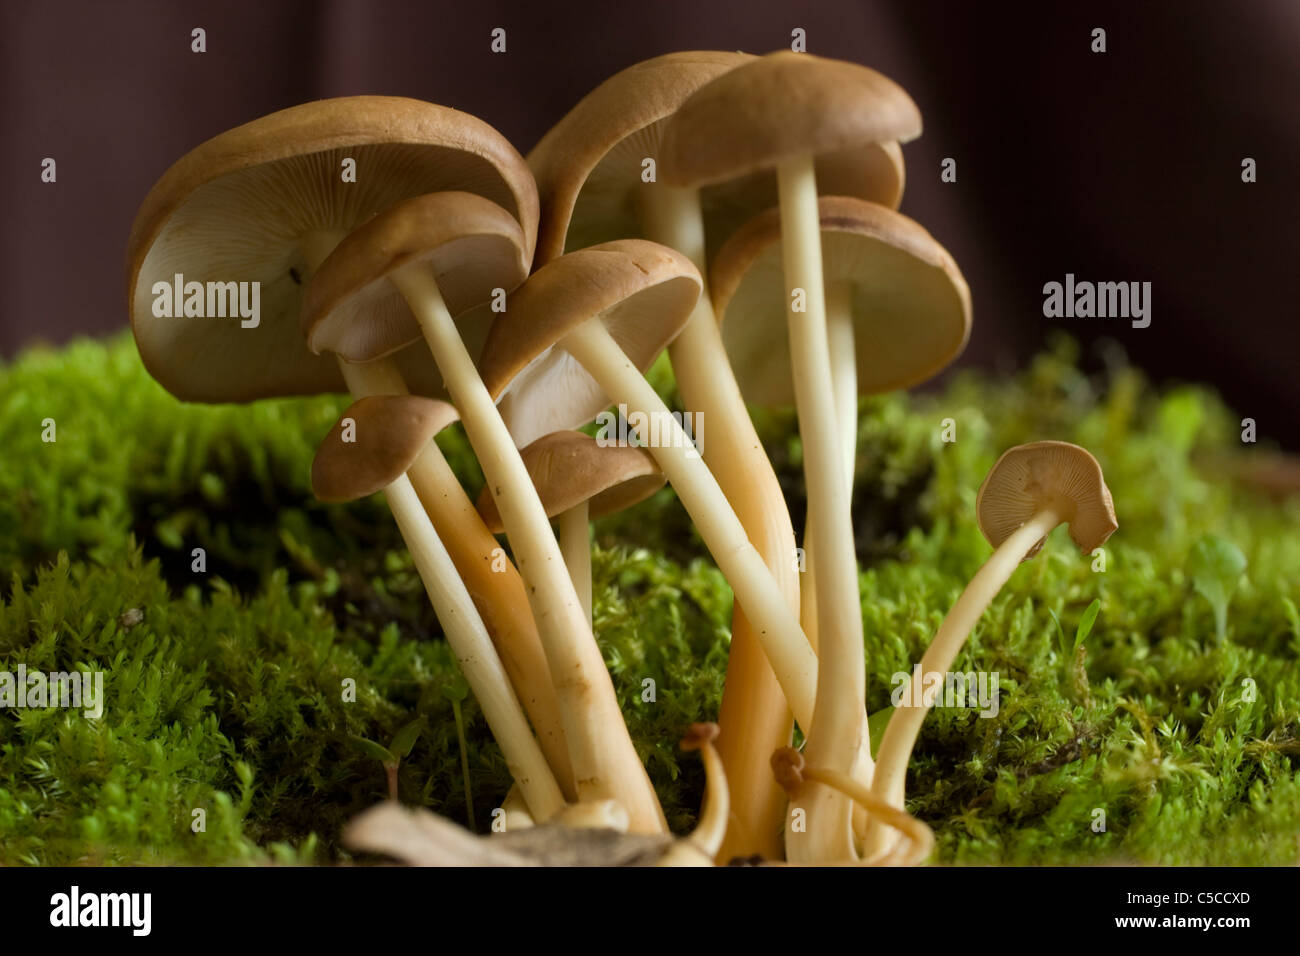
[1051,598,1099,703]
[1050,598,1100,661]
[441,672,475,832]
[1187,534,1248,643]
[349,715,426,802]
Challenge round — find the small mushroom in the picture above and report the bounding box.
[868,442,1117,852]
[303,193,665,834]
[480,241,819,744]
[475,430,665,625]
[711,197,970,860]
[657,723,731,866]
[312,395,565,822]
[662,54,923,862]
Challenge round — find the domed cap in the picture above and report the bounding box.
[475,430,665,532]
[710,196,970,406]
[660,52,921,188]
[479,240,701,448]
[312,395,459,502]
[301,191,529,362]
[128,96,537,403]
[976,441,1118,561]
[529,51,906,267]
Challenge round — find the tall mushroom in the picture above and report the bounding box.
[869,442,1117,852]
[479,240,819,747]
[530,51,908,859]
[475,430,665,626]
[300,194,664,832]
[710,196,971,859]
[312,395,565,822]
[126,97,575,799]
[661,54,922,861]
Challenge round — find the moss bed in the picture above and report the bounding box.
[1,333,1297,865]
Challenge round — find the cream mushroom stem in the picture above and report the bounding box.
[386,262,666,834]
[826,279,858,491]
[558,314,818,729]
[776,154,866,862]
[639,182,798,861]
[383,472,566,821]
[301,230,576,802]
[336,356,575,800]
[556,501,593,627]
[868,505,1064,846]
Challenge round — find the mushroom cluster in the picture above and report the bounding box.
[126,51,1116,866]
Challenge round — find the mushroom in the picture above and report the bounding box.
[475,430,665,626]
[479,240,820,748]
[530,51,909,859]
[125,97,574,799]
[312,394,565,822]
[660,53,923,862]
[868,442,1117,852]
[711,196,971,859]
[300,194,665,833]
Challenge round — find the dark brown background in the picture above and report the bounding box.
[3,0,1297,445]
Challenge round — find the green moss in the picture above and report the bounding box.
[1,333,1296,864]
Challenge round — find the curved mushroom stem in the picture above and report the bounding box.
[304,231,577,811]
[557,501,592,627]
[336,326,576,803]
[658,723,730,867]
[383,472,566,822]
[777,154,865,862]
[387,263,666,834]
[559,316,818,729]
[865,506,1063,855]
[640,183,797,861]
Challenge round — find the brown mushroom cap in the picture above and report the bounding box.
[976,441,1118,560]
[479,240,701,449]
[709,196,970,406]
[475,430,665,533]
[312,395,459,502]
[660,51,921,188]
[128,96,537,403]
[530,51,906,267]
[300,191,529,363]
